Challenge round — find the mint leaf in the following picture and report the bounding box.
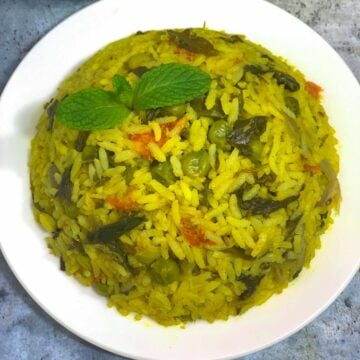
[112,75,133,107]
[132,63,211,110]
[113,75,132,95]
[55,88,130,131]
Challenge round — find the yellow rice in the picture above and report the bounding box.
[29,28,340,326]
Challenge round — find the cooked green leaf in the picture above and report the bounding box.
[237,193,299,215]
[46,99,58,131]
[221,34,244,44]
[244,64,268,76]
[151,161,177,186]
[59,257,66,271]
[273,71,300,92]
[284,96,300,117]
[285,214,302,239]
[88,215,145,243]
[56,166,72,202]
[237,274,263,300]
[74,131,90,152]
[257,171,277,185]
[168,29,219,56]
[131,66,149,77]
[227,116,267,156]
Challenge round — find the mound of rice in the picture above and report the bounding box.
[29,28,340,326]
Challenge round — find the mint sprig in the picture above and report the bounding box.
[55,63,211,131]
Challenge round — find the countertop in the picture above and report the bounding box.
[0,0,359,359]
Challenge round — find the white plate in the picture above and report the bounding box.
[0,0,359,359]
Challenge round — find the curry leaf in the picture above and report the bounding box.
[132,63,211,110]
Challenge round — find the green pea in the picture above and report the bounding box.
[151,161,177,186]
[182,150,210,178]
[93,282,109,297]
[150,258,180,285]
[161,104,187,118]
[208,120,231,148]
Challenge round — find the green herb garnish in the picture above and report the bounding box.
[55,63,211,131]
[55,89,130,131]
[112,75,133,107]
[132,63,211,109]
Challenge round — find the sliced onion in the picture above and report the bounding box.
[317,159,341,207]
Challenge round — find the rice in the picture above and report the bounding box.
[29,28,340,326]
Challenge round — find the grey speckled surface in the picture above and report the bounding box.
[0,0,359,359]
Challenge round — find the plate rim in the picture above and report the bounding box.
[0,0,359,359]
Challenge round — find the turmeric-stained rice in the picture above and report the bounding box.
[29,28,340,326]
